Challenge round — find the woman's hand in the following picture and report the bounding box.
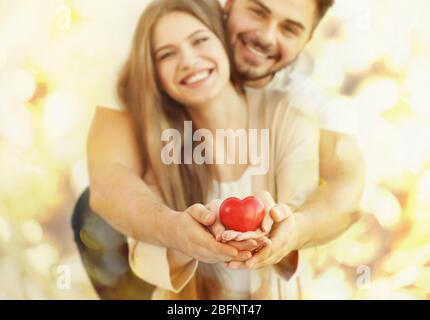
[206,200,263,252]
[209,191,293,247]
[168,204,252,264]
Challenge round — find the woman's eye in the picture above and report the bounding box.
[159,51,175,61]
[193,37,209,46]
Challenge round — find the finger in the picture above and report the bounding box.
[186,203,216,226]
[246,245,272,269]
[255,191,276,233]
[252,256,276,269]
[261,214,273,234]
[210,199,226,240]
[235,230,265,241]
[196,230,238,261]
[252,247,280,269]
[235,251,252,261]
[254,236,270,251]
[222,230,241,242]
[210,221,225,241]
[270,204,293,222]
[206,199,222,217]
[227,239,258,251]
[207,200,225,240]
[225,261,247,269]
[207,239,239,260]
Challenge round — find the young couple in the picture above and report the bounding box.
[85,0,364,299]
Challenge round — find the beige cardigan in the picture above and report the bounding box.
[128,88,320,299]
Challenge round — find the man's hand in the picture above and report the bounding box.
[178,204,253,263]
[244,212,308,269]
[226,212,310,270]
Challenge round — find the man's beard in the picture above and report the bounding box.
[237,65,276,82]
[234,32,283,82]
[235,37,301,83]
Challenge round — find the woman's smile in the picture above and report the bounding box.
[179,68,215,89]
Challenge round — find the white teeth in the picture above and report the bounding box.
[185,70,210,85]
[246,43,269,59]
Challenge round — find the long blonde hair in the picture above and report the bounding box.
[117,0,239,211]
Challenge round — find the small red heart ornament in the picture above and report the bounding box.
[219,196,265,232]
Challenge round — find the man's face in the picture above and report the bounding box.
[226,0,317,87]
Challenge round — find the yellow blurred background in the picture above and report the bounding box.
[0,0,429,299]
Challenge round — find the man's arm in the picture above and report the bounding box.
[242,129,365,270]
[87,107,174,245]
[87,107,242,263]
[296,130,365,248]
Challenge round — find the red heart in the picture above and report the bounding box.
[219,196,265,232]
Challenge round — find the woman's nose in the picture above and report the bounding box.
[179,46,200,71]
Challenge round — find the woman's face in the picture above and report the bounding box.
[153,11,231,107]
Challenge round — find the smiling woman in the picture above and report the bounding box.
[117,0,239,209]
[152,11,232,108]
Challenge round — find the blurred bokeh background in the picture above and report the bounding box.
[0,0,429,299]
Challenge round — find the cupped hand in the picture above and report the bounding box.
[176,203,252,263]
[213,191,293,243]
[205,199,263,252]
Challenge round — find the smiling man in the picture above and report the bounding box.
[76,0,364,299]
[227,0,316,86]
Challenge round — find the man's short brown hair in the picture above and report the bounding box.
[315,0,335,22]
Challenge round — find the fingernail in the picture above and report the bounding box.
[205,213,213,223]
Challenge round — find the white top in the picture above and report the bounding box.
[265,65,358,136]
[208,169,253,294]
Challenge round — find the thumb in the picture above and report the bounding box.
[186,203,216,226]
[206,199,224,240]
[206,199,222,216]
[270,204,293,222]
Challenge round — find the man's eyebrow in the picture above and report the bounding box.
[283,19,305,32]
[248,0,271,14]
[248,0,306,32]
[155,30,208,54]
